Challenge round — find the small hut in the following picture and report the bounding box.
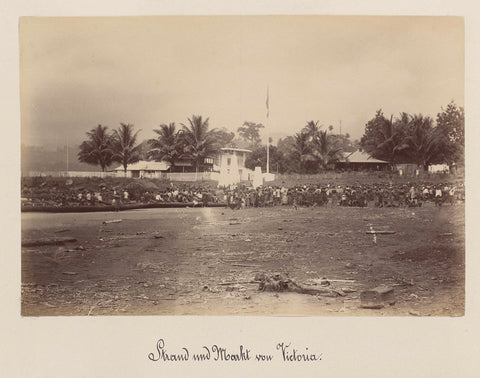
[335,150,390,171]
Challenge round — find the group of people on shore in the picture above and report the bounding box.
[221,182,464,210]
[21,179,463,210]
[21,182,219,208]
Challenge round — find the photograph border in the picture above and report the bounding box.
[3,1,480,377]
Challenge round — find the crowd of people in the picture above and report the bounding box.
[21,181,220,208]
[221,182,464,210]
[21,178,464,210]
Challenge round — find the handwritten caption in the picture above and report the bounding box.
[148,339,322,363]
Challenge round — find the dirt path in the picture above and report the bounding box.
[21,204,464,316]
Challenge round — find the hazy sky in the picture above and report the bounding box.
[20,16,464,148]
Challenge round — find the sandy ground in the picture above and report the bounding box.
[21,203,464,316]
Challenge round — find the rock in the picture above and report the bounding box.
[409,310,420,316]
[154,235,164,239]
[360,285,395,309]
[341,287,356,293]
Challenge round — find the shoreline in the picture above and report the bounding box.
[21,202,227,213]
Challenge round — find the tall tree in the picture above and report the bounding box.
[245,145,287,173]
[360,110,409,165]
[292,132,317,173]
[237,122,264,147]
[302,120,322,142]
[77,124,113,172]
[329,133,356,153]
[311,130,343,170]
[111,123,142,174]
[181,115,220,172]
[404,114,443,170]
[436,101,464,165]
[212,127,236,148]
[147,122,183,171]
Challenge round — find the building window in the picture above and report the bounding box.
[227,158,231,166]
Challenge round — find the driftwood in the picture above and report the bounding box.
[231,263,261,268]
[256,273,343,297]
[365,230,396,234]
[218,281,258,286]
[311,278,356,284]
[22,237,77,247]
[54,229,70,233]
[103,219,122,224]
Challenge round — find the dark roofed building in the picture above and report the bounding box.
[335,150,390,171]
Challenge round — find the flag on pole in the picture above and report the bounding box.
[266,86,269,118]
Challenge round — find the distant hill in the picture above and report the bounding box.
[21,145,103,173]
[21,141,153,174]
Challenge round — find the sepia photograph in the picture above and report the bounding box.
[20,15,465,316]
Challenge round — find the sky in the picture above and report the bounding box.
[20,16,464,148]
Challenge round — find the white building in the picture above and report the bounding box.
[112,148,254,185]
[113,160,170,178]
[218,147,253,186]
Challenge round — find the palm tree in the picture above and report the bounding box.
[404,114,443,170]
[292,131,314,173]
[77,124,113,172]
[302,120,322,142]
[111,123,142,174]
[180,115,219,173]
[311,130,343,171]
[147,122,183,171]
[375,115,409,166]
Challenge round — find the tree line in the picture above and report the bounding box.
[360,101,464,170]
[78,101,464,174]
[78,115,228,173]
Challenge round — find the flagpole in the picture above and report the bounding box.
[266,85,270,174]
[66,136,69,173]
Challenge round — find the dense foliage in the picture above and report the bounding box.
[360,102,464,169]
[77,125,113,172]
[77,101,463,173]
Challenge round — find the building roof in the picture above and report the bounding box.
[220,147,252,153]
[113,160,170,171]
[344,150,389,164]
